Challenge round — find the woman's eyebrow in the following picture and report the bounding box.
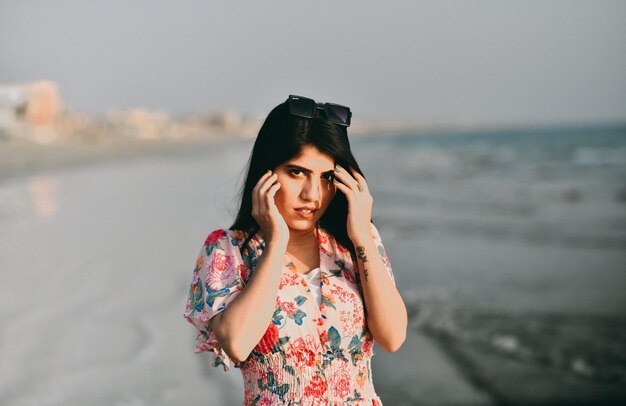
[285,164,335,175]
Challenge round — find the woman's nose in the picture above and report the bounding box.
[301,178,320,201]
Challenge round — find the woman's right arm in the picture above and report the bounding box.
[210,169,289,363]
[210,236,287,363]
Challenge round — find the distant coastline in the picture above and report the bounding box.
[2,81,623,181]
[2,116,624,183]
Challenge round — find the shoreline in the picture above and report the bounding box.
[0,135,244,183]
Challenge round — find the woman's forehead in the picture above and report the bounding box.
[284,146,335,171]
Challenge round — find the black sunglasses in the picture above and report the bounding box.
[287,94,352,127]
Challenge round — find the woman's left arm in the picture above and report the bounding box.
[333,165,408,352]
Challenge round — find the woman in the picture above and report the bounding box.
[184,95,407,405]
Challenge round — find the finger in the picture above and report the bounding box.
[267,183,282,215]
[259,173,278,195]
[334,168,360,191]
[254,170,273,191]
[351,170,369,193]
[256,169,272,183]
[256,175,277,216]
[333,178,353,200]
[253,171,273,214]
[267,182,281,198]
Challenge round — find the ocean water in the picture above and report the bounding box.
[1,122,624,404]
[350,122,626,401]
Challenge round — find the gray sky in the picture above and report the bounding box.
[1,0,625,125]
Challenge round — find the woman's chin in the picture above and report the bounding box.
[287,218,317,230]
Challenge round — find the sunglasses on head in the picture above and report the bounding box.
[287,94,352,127]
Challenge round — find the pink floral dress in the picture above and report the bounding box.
[183,222,396,405]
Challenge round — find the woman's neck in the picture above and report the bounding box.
[286,226,318,252]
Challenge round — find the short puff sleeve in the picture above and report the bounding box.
[183,228,248,371]
[370,222,396,287]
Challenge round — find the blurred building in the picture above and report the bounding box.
[0,80,63,143]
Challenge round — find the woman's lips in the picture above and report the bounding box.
[295,208,316,219]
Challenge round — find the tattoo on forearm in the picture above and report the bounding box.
[356,246,369,282]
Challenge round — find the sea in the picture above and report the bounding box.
[351,122,626,403]
[0,121,624,405]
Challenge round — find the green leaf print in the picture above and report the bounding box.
[214,356,227,370]
[267,370,276,387]
[348,335,361,352]
[206,288,228,307]
[272,306,283,325]
[347,389,364,402]
[350,350,364,366]
[276,383,289,397]
[329,259,346,277]
[241,246,257,273]
[322,295,336,310]
[204,242,222,257]
[329,268,342,277]
[328,326,341,350]
[190,280,204,312]
[291,309,307,325]
[377,245,388,267]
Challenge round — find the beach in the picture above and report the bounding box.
[1,123,625,405]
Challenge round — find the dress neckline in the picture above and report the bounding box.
[302,267,321,278]
[248,223,335,353]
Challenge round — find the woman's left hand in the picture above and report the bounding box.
[333,165,373,242]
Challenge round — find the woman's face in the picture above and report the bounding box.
[273,145,337,232]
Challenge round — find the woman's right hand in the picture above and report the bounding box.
[252,170,289,244]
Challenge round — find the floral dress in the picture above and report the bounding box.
[183,222,396,405]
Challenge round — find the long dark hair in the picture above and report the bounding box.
[229,98,367,259]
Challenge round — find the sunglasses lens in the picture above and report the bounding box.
[289,96,315,118]
[326,105,351,126]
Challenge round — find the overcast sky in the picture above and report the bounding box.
[1,0,625,126]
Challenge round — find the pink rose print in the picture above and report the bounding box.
[319,330,329,347]
[343,268,356,284]
[254,323,279,354]
[304,374,328,398]
[281,301,297,316]
[287,337,318,367]
[204,229,224,245]
[362,336,374,356]
[329,358,352,399]
[207,252,235,290]
[279,271,300,289]
[236,263,248,282]
[212,250,231,272]
[257,391,281,405]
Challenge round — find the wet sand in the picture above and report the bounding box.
[2,131,624,405]
[0,138,493,405]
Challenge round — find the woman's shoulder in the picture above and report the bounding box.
[203,227,251,244]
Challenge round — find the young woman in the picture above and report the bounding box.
[184,95,407,405]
